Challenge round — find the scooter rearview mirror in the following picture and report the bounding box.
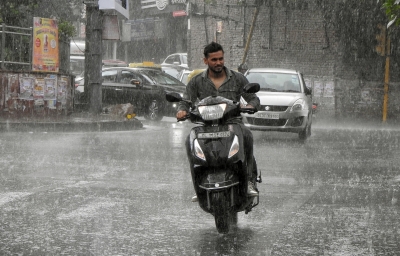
[165,92,182,102]
[243,83,260,94]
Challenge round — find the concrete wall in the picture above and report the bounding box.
[187,0,400,122]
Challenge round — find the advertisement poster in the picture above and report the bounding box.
[44,76,57,100]
[32,17,59,72]
[313,81,323,97]
[102,15,120,40]
[58,76,68,107]
[19,76,35,100]
[8,74,19,98]
[323,81,335,97]
[34,77,45,99]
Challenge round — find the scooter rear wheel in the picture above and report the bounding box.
[212,191,230,234]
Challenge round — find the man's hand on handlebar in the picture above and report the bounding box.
[240,104,258,114]
[240,104,255,109]
[176,110,188,120]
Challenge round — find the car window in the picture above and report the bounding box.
[120,70,142,84]
[247,72,300,92]
[102,69,118,82]
[164,56,175,64]
[140,69,181,85]
[181,55,187,64]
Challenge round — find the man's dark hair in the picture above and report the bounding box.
[203,42,224,58]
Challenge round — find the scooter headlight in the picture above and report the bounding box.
[198,103,227,120]
[228,135,239,158]
[194,139,206,160]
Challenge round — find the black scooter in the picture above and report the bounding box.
[166,83,261,234]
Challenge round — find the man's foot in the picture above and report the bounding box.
[248,181,258,197]
[191,194,198,202]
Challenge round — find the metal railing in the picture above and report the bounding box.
[0,23,32,70]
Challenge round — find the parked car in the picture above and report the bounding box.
[161,53,188,70]
[177,69,192,85]
[241,68,313,140]
[75,67,186,121]
[102,59,128,67]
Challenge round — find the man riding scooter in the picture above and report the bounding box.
[176,42,260,202]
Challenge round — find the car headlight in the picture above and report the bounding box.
[194,139,206,160]
[198,103,227,120]
[291,99,307,112]
[228,135,239,158]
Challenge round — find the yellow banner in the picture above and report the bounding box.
[32,17,59,73]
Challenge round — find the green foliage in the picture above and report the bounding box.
[0,0,39,26]
[58,20,76,38]
[381,0,400,26]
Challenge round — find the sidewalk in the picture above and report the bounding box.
[0,111,143,132]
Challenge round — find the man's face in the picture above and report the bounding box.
[204,50,224,73]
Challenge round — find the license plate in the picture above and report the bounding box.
[257,112,279,119]
[197,131,230,139]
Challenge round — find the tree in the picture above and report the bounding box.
[381,0,400,27]
[0,1,39,26]
[0,0,82,37]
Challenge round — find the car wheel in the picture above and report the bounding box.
[299,122,310,140]
[144,100,163,121]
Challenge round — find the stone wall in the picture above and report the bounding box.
[188,0,400,122]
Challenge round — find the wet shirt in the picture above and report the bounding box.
[178,67,260,112]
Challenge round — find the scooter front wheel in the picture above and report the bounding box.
[212,191,230,234]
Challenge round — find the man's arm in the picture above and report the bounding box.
[177,76,198,119]
[236,72,260,109]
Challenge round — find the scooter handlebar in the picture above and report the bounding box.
[240,108,258,114]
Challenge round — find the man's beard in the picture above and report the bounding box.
[209,65,223,73]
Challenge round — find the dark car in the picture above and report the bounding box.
[75,67,186,121]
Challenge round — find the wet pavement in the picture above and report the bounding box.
[0,116,399,255]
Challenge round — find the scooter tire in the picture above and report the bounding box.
[212,191,230,234]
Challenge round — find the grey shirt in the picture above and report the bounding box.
[178,67,260,112]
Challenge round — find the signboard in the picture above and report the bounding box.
[173,10,187,17]
[102,15,120,40]
[99,0,129,19]
[130,19,155,40]
[32,17,59,72]
[141,0,186,10]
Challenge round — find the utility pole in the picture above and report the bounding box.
[84,1,103,114]
[382,34,390,122]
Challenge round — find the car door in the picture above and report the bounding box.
[101,69,121,105]
[118,70,150,109]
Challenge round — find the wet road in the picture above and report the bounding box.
[0,117,399,255]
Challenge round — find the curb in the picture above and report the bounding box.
[0,118,143,132]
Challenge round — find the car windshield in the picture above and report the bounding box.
[139,69,181,85]
[246,72,301,92]
[182,55,187,64]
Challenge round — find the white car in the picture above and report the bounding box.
[242,68,313,140]
[161,53,188,70]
